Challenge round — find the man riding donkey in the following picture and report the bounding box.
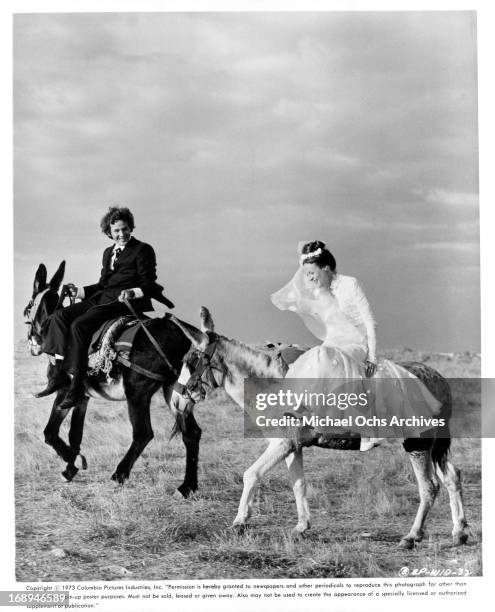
[37,206,174,409]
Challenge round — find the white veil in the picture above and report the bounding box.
[271,266,328,340]
[271,241,367,346]
[271,241,329,340]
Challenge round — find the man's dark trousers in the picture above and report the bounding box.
[43,300,131,375]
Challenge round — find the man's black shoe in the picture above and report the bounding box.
[58,377,87,410]
[34,361,70,398]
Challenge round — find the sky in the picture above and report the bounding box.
[13,11,479,351]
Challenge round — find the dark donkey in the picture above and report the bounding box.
[23,261,201,496]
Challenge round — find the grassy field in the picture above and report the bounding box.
[15,343,481,581]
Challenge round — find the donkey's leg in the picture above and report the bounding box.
[285,448,311,536]
[68,398,88,457]
[63,397,89,481]
[164,387,202,498]
[435,459,468,546]
[177,409,202,497]
[111,387,155,484]
[400,450,440,549]
[44,389,81,475]
[233,438,296,529]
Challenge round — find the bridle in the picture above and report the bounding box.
[173,338,224,403]
[24,284,74,350]
[24,288,51,348]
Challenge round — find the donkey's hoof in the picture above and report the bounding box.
[453,532,468,546]
[176,484,196,499]
[111,472,127,485]
[399,537,416,550]
[61,464,79,482]
[232,523,249,536]
[173,489,188,501]
[290,527,309,540]
[74,454,88,470]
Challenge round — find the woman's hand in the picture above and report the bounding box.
[365,360,377,378]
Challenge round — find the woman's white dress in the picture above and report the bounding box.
[271,271,441,438]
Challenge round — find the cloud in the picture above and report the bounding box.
[13,12,480,351]
[425,189,479,208]
[411,241,479,253]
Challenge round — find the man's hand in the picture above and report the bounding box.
[118,289,136,302]
[365,360,377,378]
[66,283,78,297]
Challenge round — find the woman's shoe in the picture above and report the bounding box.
[360,437,384,452]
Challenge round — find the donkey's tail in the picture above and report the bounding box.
[431,432,451,468]
[431,379,453,469]
[400,361,453,469]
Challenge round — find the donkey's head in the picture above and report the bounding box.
[24,261,65,356]
[169,307,224,405]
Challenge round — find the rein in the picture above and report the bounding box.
[122,299,221,397]
[25,287,52,346]
[122,297,180,378]
[55,284,76,310]
[25,288,50,326]
[173,340,221,401]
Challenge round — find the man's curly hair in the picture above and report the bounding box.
[100,206,135,237]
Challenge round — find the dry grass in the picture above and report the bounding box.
[15,342,481,581]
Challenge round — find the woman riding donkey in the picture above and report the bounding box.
[272,240,442,450]
[38,206,174,409]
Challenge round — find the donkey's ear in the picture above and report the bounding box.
[169,315,209,350]
[200,306,214,332]
[49,260,65,291]
[33,264,47,296]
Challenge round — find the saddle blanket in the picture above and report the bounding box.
[87,315,152,378]
[263,342,306,369]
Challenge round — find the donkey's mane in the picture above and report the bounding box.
[218,336,284,378]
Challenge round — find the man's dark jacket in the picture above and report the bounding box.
[83,237,174,311]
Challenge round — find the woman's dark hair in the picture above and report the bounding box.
[100,206,135,237]
[301,240,336,271]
